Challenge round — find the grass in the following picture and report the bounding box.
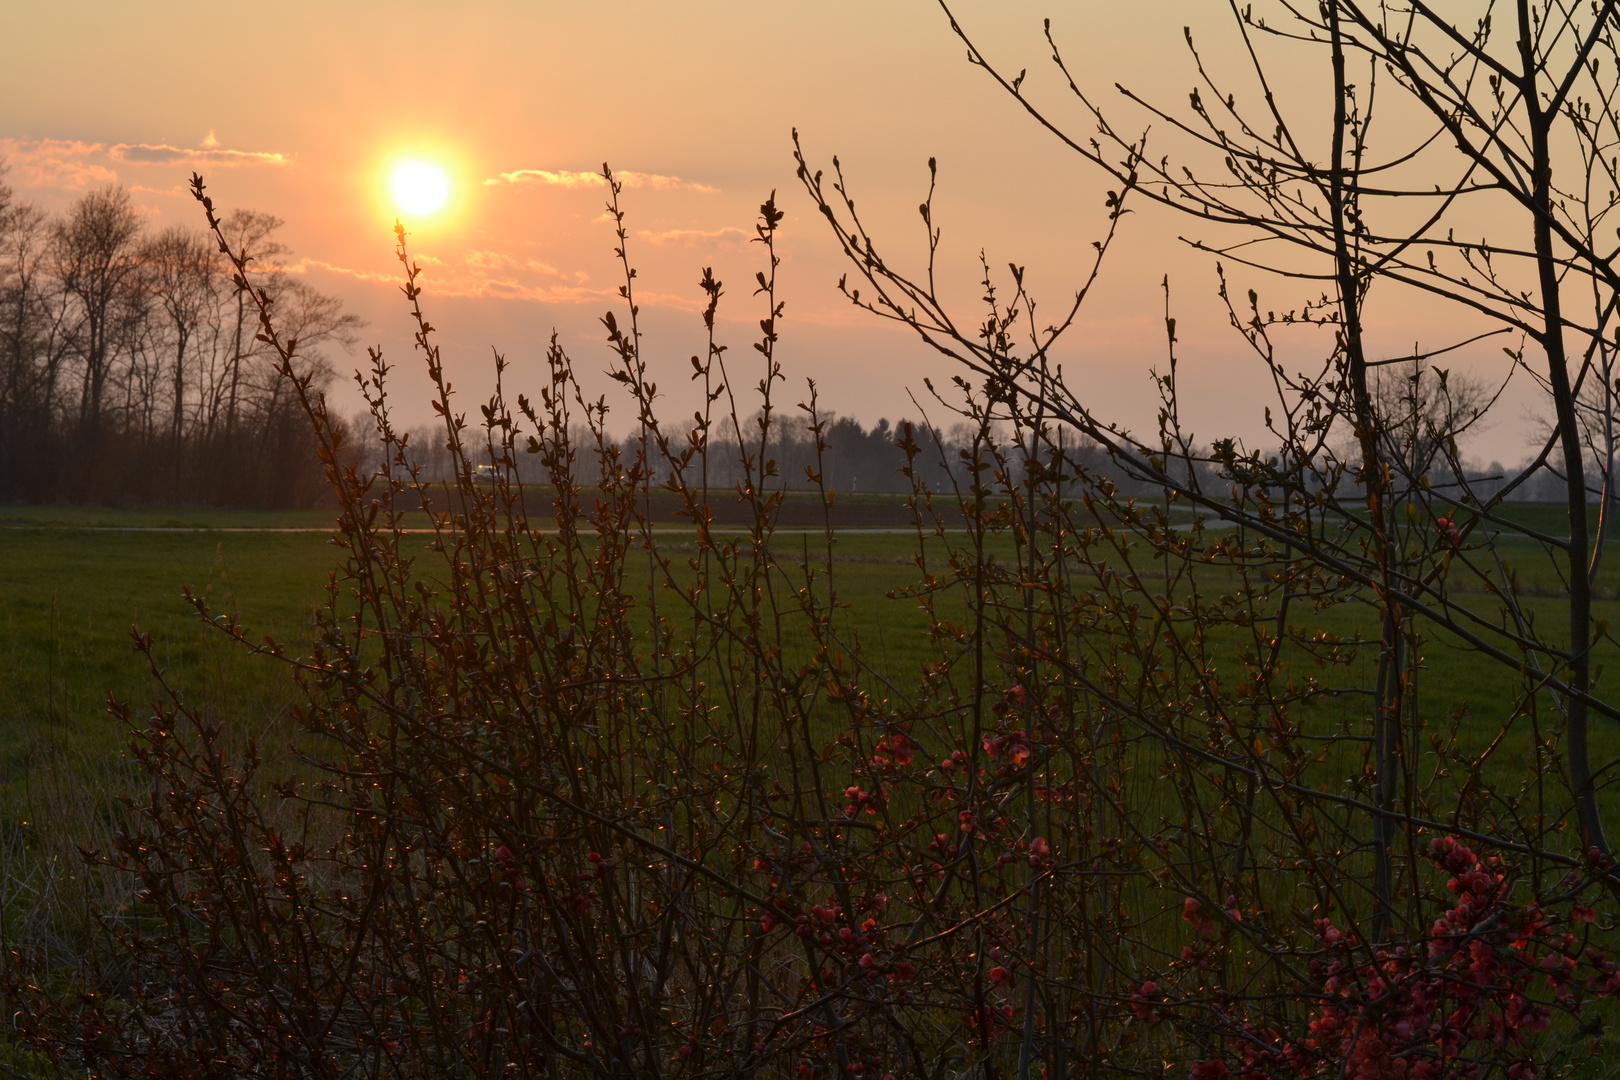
[0,503,342,531]
[0,515,339,806]
[6,500,1620,794]
[7,497,1620,884]
[0,508,916,796]
[0,510,350,970]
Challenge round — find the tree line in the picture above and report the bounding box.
[393,386,1576,508]
[0,172,360,507]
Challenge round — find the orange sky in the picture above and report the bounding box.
[0,1,1541,462]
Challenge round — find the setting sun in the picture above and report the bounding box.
[391,161,449,216]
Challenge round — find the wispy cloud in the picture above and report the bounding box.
[486,168,717,193]
[292,252,697,311]
[109,142,289,167]
[455,278,699,310]
[0,139,118,190]
[635,226,750,247]
[0,136,289,196]
[463,249,562,277]
[280,258,400,285]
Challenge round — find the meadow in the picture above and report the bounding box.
[5,497,1619,827]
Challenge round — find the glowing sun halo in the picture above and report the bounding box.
[392,162,449,216]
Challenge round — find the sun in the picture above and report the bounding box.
[392,161,449,216]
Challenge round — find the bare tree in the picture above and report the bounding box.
[1368,358,1494,497]
[0,199,67,475]
[50,187,142,440]
[214,208,288,439]
[141,226,221,456]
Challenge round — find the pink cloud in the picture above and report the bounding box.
[635,226,749,247]
[462,249,562,277]
[109,142,290,167]
[0,136,289,198]
[486,168,717,193]
[282,259,396,285]
[455,278,699,310]
[0,139,117,191]
[295,253,699,311]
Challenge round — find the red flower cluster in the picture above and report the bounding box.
[1130,981,1161,1023]
[1294,839,1571,1078]
[1182,896,1219,939]
[870,732,915,769]
[1166,837,1608,1080]
[981,731,1033,768]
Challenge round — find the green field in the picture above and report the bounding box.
[5,499,1620,855]
[0,511,335,839]
[0,507,929,802]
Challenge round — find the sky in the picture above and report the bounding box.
[0,1,1546,464]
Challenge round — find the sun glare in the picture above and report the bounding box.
[392,162,449,216]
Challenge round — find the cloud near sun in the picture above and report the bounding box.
[0,139,118,191]
[268,249,698,312]
[0,137,727,315]
[0,137,288,193]
[486,168,716,193]
[109,143,289,167]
